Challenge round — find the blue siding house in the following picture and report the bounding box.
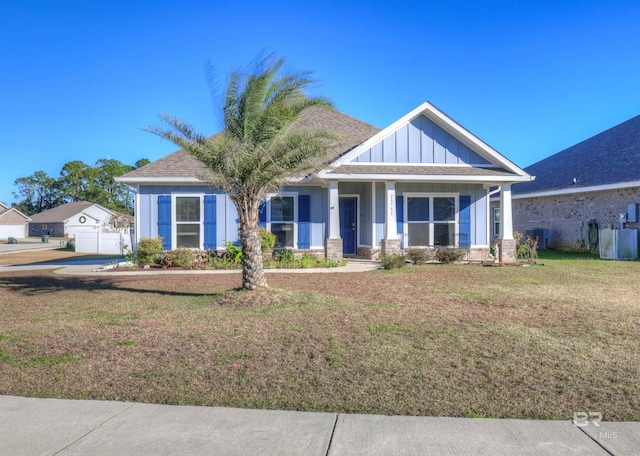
[117,102,532,263]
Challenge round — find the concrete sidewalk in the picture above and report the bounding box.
[1,396,637,455]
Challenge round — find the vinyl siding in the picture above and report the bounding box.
[353,115,491,165]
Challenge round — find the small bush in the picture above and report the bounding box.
[205,250,240,270]
[380,253,406,269]
[435,248,464,264]
[260,228,276,251]
[407,248,432,265]
[166,249,194,268]
[137,237,163,265]
[65,239,75,250]
[514,231,539,263]
[224,241,243,263]
[274,249,294,263]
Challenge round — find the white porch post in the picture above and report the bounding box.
[497,184,517,264]
[381,181,401,254]
[499,184,514,240]
[328,181,340,238]
[384,181,397,239]
[326,181,343,260]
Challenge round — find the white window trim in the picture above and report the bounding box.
[266,192,298,249]
[171,193,205,250]
[404,192,459,248]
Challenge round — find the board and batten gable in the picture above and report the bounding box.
[352,115,491,165]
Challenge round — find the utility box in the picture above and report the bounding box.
[628,203,638,223]
[599,228,638,260]
[524,228,549,249]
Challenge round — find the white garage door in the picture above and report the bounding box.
[0,225,26,239]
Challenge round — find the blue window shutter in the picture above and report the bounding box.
[298,195,311,249]
[157,195,172,250]
[459,195,471,248]
[203,195,216,250]
[258,200,266,229]
[396,195,404,248]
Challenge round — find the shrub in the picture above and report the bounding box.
[137,237,163,265]
[65,239,75,250]
[224,241,243,263]
[205,250,240,270]
[274,249,294,263]
[260,228,276,251]
[380,253,406,269]
[166,249,194,268]
[515,233,539,263]
[435,248,464,264]
[406,248,432,265]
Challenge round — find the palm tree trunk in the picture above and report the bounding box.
[240,223,267,289]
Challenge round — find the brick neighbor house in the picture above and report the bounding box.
[491,115,640,250]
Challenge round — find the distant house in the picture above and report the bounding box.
[492,115,640,249]
[117,102,532,263]
[0,202,31,239]
[28,201,119,238]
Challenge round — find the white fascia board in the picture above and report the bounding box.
[318,171,532,183]
[420,103,528,176]
[512,180,640,200]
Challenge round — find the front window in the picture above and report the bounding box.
[176,196,200,248]
[270,196,294,248]
[493,208,501,237]
[406,195,457,247]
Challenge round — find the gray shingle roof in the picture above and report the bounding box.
[328,164,517,177]
[514,115,640,195]
[29,201,110,223]
[121,106,381,181]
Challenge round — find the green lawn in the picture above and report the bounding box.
[0,252,638,420]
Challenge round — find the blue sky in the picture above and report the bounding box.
[1,0,639,206]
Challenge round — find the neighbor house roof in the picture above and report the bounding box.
[118,106,381,183]
[29,201,114,223]
[513,115,640,197]
[0,206,31,222]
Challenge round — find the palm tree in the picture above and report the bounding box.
[145,54,337,289]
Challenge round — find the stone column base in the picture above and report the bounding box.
[381,239,401,255]
[497,239,517,264]
[325,238,343,262]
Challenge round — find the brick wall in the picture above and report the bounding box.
[490,187,640,248]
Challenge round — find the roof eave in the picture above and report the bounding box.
[318,171,532,183]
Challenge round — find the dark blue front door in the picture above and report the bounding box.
[339,197,357,255]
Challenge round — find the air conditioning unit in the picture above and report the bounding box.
[524,228,549,250]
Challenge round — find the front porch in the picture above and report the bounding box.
[322,180,516,264]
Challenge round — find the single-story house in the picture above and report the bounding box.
[117,102,533,263]
[29,201,119,238]
[493,115,640,249]
[0,202,31,239]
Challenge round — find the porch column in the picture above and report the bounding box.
[325,181,343,260]
[381,181,401,255]
[497,184,517,264]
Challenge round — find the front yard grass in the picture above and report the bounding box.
[0,252,638,420]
